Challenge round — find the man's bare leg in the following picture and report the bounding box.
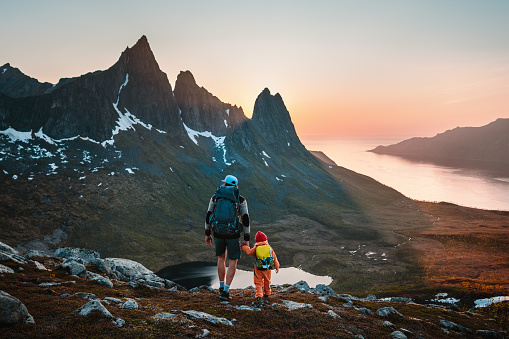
[217,253,226,282]
[225,259,237,286]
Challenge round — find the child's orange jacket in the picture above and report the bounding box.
[242,240,280,270]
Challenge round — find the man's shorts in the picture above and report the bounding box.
[214,237,241,260]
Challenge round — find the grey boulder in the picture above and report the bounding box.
[54,247,100,265]
[75,300,113,319]
[376,307,403,318]
[0,290,33,325]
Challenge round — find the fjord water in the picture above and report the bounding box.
[301,136,509,211]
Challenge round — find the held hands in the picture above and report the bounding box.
[205,235,213,246]
[240,241,249,247]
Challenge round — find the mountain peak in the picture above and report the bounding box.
[176,70,197,86]
[250,88,303,152]
[131,35,150,52]
[121,35,154,61]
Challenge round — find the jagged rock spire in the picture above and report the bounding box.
[174,70,247,135]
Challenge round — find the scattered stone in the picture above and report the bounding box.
[383,320,395,328]
[315,284,338,297]
[281,280,311,293]
[438,319,472,333]
[39,282,61,287]
[128,282,138,288]
[24,314,35,324]
[0,263,15,274]
[318,296,327,302]
[104,297,122,304]
[355,307,374,316]
[365,294,377,301]
[339,294,361,301]
[74,292,97,300]
[88,258,113,275]
[61,259,87,277]
[86,271,114,288]
[0,252,27,264]
[54,247,100,265]
[200,328,210,337]
[391,297,412,303]
[376,307,404,318]
[24,250,47,258]
[353,335,364,339]
[189,285,213,293]
[112,318,125,327]
[154,312,177,318]
[343,299,354,308]
[142,279,165,288]
[0,241,19,255]
[238,292,243,297]
[179,310,233,326]
[235,305,261,311]
[60,294,71,297]
[390,330,407,339]
[32,261,48,270]
[327,310,341,319]
[105,258,152,282]
[120,298,139,310]
[75,300,113,319]
[476,330,503,338]
[400,328,413,337]
[283,300,313,311]
[0,290,31,325]
[164,279,183,290]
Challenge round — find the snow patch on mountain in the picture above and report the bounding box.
[0,128,33,143]
[182,118,233,166]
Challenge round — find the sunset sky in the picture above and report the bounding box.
[2,1,508,137]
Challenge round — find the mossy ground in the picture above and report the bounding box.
[0,257,507,338]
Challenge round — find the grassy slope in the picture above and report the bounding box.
[2,143,508,296]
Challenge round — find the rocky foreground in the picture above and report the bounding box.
[0,241,506,338]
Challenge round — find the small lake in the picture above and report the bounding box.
[156,262,332,290]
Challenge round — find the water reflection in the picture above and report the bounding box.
[301,136,509,211]
[156,262,332,290]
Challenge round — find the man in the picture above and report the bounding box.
[205,174,250,300]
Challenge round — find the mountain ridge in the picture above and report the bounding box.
[370,118,509,165]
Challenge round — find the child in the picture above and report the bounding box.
[241,231,280,301]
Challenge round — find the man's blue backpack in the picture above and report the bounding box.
[210,186,240,238]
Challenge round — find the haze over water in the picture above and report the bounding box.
[302,136,509,212]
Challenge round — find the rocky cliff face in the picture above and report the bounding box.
[174,70,247,136]
[0,36,183,141]
[0,63,53,98]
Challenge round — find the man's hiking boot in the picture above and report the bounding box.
[219,287,224,294]
[255,297,263,302]
[219,290,230,301]
[263,294,269,298]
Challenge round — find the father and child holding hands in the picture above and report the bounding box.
[205,175,280,301]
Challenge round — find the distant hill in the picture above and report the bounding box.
[370,118,509,164]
